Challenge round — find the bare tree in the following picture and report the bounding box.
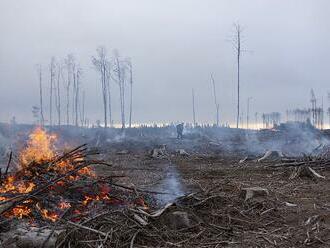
[246,97,252,129]
[112,50,127,129]
[210,73,220,126]
[192,88,196,126]
[74,66,82,127]
[64,54,74,126]
[255,112,258,129]
[80,90,85,127]
[229,23,246,128]
[36,64,44,126]
[127,59,133,128]
[49,57,56,127]
[310,89,317,126]
[72,61,77,125]
[55,62,62,126]
[92,46,109,128]
[106,62,112,127]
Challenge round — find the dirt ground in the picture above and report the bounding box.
[95,150,330,247]
[1,124,330,247]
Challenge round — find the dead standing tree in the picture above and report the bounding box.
[80,90,86,127]
[36,64,44,126]
[112,50,127,130]
[246,97,252,129]
[49,57,56,127]
[64,54,74,126]
[229,23,247,128]
[72,62,77,126]
[55,62,62,126]
[74,66,82,127]
[210,73,219,126]
[106,62,112,127]
[192,88,196,126]
[311,89,317,127]
[127,59,133,128]
[92,46,110,128]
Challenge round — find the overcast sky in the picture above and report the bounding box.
[0,0,329,126]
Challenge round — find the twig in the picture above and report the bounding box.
[64,220,108,237]
[5,151,12,176]
[111,182,174,195]
[130,230,140,248]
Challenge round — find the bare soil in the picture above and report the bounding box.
[95,151,330,247]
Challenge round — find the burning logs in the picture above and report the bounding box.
[0,127,152,247]
[0,142,112,222]
[0,127,138,225]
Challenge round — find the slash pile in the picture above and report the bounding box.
[0,127,128,224]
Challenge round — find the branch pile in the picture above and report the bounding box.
[54,182,330,247]
[0,144,120,222]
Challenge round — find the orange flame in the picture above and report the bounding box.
[58,201,71,209]
[11,206,32,219]
[36,203,59,222]
[20,127,56,167]
[0,127,99,222]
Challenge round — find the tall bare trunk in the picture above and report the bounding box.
[106,63,112,127]
[56,64,61,126]
[236,39,240,129]
[65,57,71,126]
[38,65,44,126]
[72,64,76,125]
[114,55,125,129]
[232,24,243,129]
[80,90,85,127]
[92,47,109,128]
[210,74,219,126]
[128,62,133,128]
[192,88,196,126]
[247,97,252,129]
[49,57,56,127]
[74,68,81,127]
[102,63,108,128]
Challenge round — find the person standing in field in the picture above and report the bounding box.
[176,123,184,139]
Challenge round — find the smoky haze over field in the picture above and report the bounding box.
[0,0,329,126]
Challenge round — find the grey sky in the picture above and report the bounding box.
[0,0,329,126]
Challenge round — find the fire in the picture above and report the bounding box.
[20,126,56,167]
[135,197,149,210]
[36,203,59,222]
[82,184,110,205]
[0,176,35,194]
[58,201,71,209]
[11,206,32,219]
[0,127,99,222]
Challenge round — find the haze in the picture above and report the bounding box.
[0,0,329,126]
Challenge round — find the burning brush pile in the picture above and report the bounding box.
[0,127,149,247]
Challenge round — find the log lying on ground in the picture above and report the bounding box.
[258,150,283,162]
[290,166,325,180]
[271,157,330,168]
[150,145,168,159]
[240,187,269,201]
[176,149,189,157]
